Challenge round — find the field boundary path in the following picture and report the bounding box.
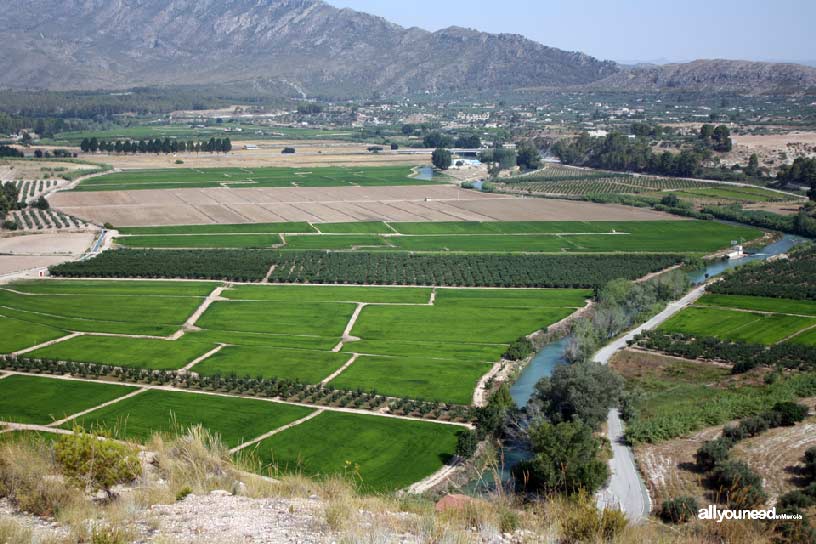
[228,409,325,454]
[11,332,83,356]
[180,344,227,373]
[321,353,359,385]
[49,387,148,427]
[332,303,365,352]
[593,282,709,522]
[407,462,461,494]
[172,285,228,339]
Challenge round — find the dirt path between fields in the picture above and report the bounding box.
[49,387,148,427]
[228,409,325,454]
[180,344,228,373]
[321,353,360,385]
[331,303,365,352]
[11,332,83,356]
[170,285,227,340]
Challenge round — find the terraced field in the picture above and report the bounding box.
[73,165,434,191]
[114,220,760,254]
[0,280,589,404]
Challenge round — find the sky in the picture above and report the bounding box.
[327,0,815,65]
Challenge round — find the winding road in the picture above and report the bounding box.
[593,282,709,521]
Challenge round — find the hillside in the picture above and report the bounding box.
[592,59,816,94]
[0,0,617,95]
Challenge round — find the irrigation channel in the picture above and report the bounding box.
[468,233,806,517]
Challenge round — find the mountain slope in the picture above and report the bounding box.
[592,59,816,94]
[0,0,617,95]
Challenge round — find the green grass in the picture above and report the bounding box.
[63,389,314,447]
[27,336,217,370]
[330,355,491,404]
[0,287,204,336]
[194,346,350,384]
[0,315,67,354]
[117,223,315,235]
[622,361,816,443]
[252,411,459,491]
[5,280,217,297]
[659,306,815,345]
[117,234,283,249]
[697,294,816,317]
[73,166,434,192]
[668,186,792,203]
[315,222,393,234]
[222,284,432,304]
[0,375,136,425]
[112,220,760,254]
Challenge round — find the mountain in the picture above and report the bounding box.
[592,59,816,94]
[0,1,813,97]
[0,0,617,96]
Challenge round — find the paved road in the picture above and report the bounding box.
[593,282,708,521]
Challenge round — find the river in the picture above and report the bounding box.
[472,232,807,493]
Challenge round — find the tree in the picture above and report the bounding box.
[532,361,624,430]
[712,125,732,152]
[515,141,541,171]
[454,133,481,148]
[745,153,760,177]
[455,429,478,458]
[513,420,608,494]
[423,131,452,148]
[431,148,452,170]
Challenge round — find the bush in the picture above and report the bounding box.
[55,429,141,496]
[281,147,295,154]
[660,496,699,524]
[711,460,767,508]
[772,402,809,426]
[561,496,627,543]
[737,416,769,437]
[805,447,816,481]
[454,429,478,458]
[696,438,733,471]
[503,336,534,361]
[778,490,815,510]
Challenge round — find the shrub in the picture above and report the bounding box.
[503,336,534,361]
[55,429,141,496]
[772,402,809,426]
[805,447,816,481]
[711,460,767,508]
[454,429,478,458]
[561,496,627,543]
[778,490,814,510]
[696,438,733,471]
[737,416,769,437]
[660,496,699,524]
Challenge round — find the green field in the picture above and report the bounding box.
[74,165,433,191]
[63,389,314,447]
[0,375,135,425]
[195,346,351,384]
[253,411,459,491]
[697,294,816,317]
[27,335,216,370]
[114,220,760,254]
[666,186,794,203]
[0,315,66,353]
[2,281,587,404]
[0,281,210,337]
[659,306,815,345]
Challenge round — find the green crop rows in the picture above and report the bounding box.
[73,165,434,191]
[113,220,760,254]
[1,281,589,404]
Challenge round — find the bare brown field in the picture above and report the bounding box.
[49,185,682,226]
[743,201,805,216]
[732,416,816,503]
[80,141,428,169]
[0,159,96,181]
[0,231,97,278]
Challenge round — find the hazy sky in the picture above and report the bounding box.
[327,0,814,64]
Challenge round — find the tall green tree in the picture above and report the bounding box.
[431,148,452,170]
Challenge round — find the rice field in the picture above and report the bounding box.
[73,165,435,191]
[114,220,761,254]
[0,280,589,404]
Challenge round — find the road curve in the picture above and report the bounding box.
[594,282,709,522]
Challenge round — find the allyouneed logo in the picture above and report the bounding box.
[698,505,803,523]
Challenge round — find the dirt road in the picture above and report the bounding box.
[593,282,708,521]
